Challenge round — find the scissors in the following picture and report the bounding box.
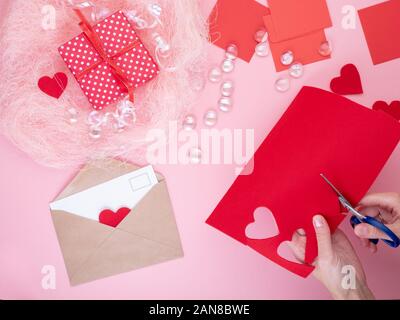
[320,174,400,248]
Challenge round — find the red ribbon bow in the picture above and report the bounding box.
[74,9,136,103]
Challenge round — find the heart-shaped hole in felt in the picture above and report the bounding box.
[245,207,279,240]
[277,241,300,264]
[277,229,307,264]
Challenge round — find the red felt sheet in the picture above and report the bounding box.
[207,87,400,277]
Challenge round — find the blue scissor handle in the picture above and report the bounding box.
[350,216,400,248]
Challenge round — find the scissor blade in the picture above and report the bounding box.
[320,174,346,199]
[320,174,365,220]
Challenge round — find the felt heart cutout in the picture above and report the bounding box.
[37,72,68,99]
[330,64,363,95]
[99,207,131,228]
[245,207,279,240]
[373,101,400,121]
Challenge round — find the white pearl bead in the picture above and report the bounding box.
[280,51,294,66]
[221,80,234,97]
[204,109,218,127]
[183,114,197,131]
[289,62,304,79]
[208,66,222,83]
[319,41,332,57]
[188,147,202,164]
[275,78,290,92]
[221,59,234,73]
[225,44,238,60]
[219,97,233,112]
[255,42,269,57]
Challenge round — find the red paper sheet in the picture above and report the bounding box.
[207,87,400,277]
[208,0,268,62]
[358,0,400,65]
[263,0,332,71]
[265,0,332,42]
[268,29,329,72]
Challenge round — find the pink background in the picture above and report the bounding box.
[1,0,400,299]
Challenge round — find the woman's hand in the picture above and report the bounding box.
[289,215,374,300]
[354,193,400,253]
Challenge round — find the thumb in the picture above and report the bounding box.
[313,215,333,260]
[354,223,391,240]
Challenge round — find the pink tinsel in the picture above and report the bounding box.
[0,0,208,167]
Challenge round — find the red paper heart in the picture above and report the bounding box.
[99,207,131,228]
[330,64,363,95]
[37,72,68,99]
[245,207,279,240]
[373,101,400,121]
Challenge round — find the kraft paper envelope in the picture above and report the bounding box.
[50,159,183,286]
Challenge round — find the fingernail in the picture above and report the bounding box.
[297,228,306,236]
[313,216,324,228]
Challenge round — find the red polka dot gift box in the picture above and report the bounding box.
[58,9,159,110]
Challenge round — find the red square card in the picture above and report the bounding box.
[268,29,329,72]
[209,0,268,62]
[265,0,332,42]
[359,0,400,65]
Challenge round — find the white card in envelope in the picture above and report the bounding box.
[50,165,158,221]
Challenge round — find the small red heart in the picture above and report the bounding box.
[38,72,68,99]
[373,101,400,121]
[99,207,131,228]
[330,64,363,95]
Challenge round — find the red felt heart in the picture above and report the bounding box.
[37,72,68,99]
[330,64,363,95]
[99,207,131,228]
[373,101,400,121]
